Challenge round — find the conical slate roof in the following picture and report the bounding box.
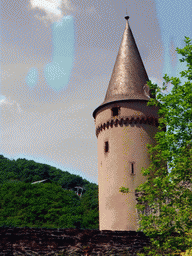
[93,16,151,118]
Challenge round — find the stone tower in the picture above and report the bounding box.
[93,16,159,231]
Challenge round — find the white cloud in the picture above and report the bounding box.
[30,0,63,23]
[30,0,75,23]
[30,0,100,23]
[31,0,62,16]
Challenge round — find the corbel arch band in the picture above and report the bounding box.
[96,116,159,137]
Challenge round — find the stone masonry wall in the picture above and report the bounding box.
[0,227,150,255]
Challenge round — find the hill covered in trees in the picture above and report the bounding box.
[0,155,99,229]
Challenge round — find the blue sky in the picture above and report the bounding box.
[155,0,192,80]
[0,0,192,184]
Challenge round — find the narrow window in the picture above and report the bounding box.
[131,162,135,174]
[111,107,119,117]
[104,141,109,153]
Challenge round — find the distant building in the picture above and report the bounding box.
[68,186,86,197]
[74,186,85,197]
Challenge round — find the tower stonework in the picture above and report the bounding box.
[93,16,159,231]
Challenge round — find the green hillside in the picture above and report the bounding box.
[0,155,99,229]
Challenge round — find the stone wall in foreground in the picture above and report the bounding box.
[0,227,150,255]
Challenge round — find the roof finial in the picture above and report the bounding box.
[125,9,129,20]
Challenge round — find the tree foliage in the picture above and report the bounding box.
[122,37,192,255]
[0,156,99,229]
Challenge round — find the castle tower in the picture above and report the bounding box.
[93,16,159,231]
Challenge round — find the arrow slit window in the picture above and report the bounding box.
[130,162,135,175]
[104,141,109,153]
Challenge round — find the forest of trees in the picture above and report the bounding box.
[0,155,99,229]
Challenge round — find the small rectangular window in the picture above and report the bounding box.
[131,163,134,174]
[130,162,135,174]
[111,107,119,117]
[104,141,109,153]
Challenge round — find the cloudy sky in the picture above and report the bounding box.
[0,0,192,184]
